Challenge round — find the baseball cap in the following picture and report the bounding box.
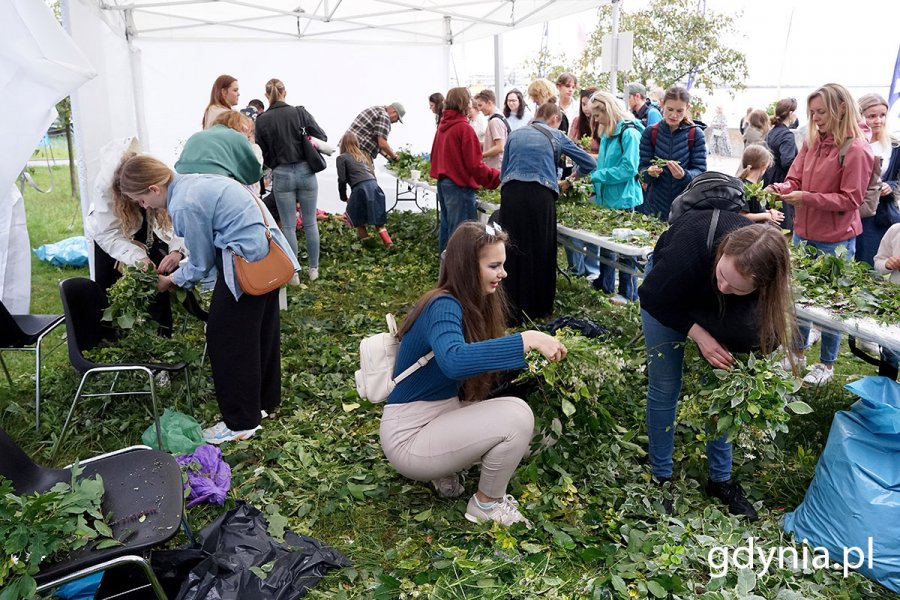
[390,102,406,123]
[624,83,647,98]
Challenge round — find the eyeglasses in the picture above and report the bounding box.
[485,222,503,238]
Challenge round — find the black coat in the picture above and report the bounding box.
[255,101,327,170]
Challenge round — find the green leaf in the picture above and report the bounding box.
[736,568,757,595]
[413,508,432,522]
[611,574,628,595]
[646,580,667,598]
[787,401,813,415]
[561,398,577,418]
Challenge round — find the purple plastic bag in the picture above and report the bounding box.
[176,445,232,507]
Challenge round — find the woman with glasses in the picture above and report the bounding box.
[380,222,567,528]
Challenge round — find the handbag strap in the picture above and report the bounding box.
[230,193,273,257]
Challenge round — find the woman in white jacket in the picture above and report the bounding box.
[87,137,187,333]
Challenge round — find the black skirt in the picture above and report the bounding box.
[497,180,558,325]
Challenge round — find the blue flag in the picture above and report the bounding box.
[889,45,900,109]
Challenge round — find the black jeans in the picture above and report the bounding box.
[206,277,281,430]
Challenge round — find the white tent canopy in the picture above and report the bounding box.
[97,0,594,45]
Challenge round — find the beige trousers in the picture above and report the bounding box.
[380,396,534,498]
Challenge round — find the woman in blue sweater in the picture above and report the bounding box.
[380,222,567,528]
[638,86,707,219]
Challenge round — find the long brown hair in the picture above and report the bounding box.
[399,222,510,401]
[111,154,173,235]
[770,97,797,127]
[662,85,693,126]
[715,224,795,355]
[339,131,372,169]
[202,74,237,128]
[574,87,599,140]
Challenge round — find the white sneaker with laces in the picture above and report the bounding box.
[431,473,465,498]
[610,294,629,305]
[807,328,822,346]
[308,267,319,281]
[465,494,532,528]
[202,421,261,445]
[802,363,834,386]
[779,355,806,373]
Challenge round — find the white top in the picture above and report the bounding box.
[871,138,892,176]
[468,112,487,144]
[874,223,900,284]
[561,99,580,126]
[507,107,534,131]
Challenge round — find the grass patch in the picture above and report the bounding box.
[0,173,894,598]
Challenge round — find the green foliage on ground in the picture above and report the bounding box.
[0,175,894,598]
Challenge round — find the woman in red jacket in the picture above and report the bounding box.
[769,83,875,385]
[430,87,500,252]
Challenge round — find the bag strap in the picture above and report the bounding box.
[706,208,721,253]
[384,314,435,386]
[230,193,273,257]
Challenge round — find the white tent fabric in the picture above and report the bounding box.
[98,0,592,45]
[0,0,95,312]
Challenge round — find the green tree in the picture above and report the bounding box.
[579,0,748,99]
[522,48,570,83]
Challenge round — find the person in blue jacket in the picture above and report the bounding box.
[588,91,645,303]
[380,222,567,528]
[638,85,707,219]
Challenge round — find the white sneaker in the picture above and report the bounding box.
[779,354,806,373]
[202,421,261,444]
[856,339,880,356]
[260,409,270,419]
[610,294,629,305]
[308,267,319,281]
[288,273,300,286]
[431,473,465,498]
[465,494,532,528]
[807,328,822,346]
[802,363,834,386]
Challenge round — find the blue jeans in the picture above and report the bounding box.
[437,178,477,253]
[273,161,319,268]
[565,246,600,277]
[792,234,856,364]
[642,310,732,482]
[598,250,638,300]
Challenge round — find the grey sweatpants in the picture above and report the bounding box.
[380,396,534,498]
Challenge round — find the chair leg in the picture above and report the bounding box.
[183,366,193,415]
[146,369,164,451]
[0,353,12,387]
[108,371,120,393]
[51,372,91,463]
[35,345,42,431]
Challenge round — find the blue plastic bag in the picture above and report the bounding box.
[54,572,102,599]
[33,236,89,267]
[783,376,900,592]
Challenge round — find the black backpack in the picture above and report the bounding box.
[667,171,746,224]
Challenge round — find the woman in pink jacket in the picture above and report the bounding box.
[769,83,875,385]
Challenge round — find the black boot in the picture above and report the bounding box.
[706,479,758,521]
[653,476,674,515]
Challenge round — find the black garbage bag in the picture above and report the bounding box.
[540,316,609,339]
[175,502,351,600]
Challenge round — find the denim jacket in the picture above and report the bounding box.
[167,173,300,299]
[500,120,597,194]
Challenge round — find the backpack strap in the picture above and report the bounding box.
[688,125,696,149]
[837,138,854,167]
[614,122,638,153]
[531,123,560,162]
[490,113,511,135]
[393,350,435,385]
[706,208,721,253]
[650,122,660,148]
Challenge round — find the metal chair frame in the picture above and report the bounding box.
[0,313,65,430]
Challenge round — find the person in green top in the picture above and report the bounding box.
[176,111,263,187]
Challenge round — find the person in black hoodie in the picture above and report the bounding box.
[763,98,799,230]
[638,210,795,520]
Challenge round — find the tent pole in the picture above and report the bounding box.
[493,33,503,97]
[126,9,150,149]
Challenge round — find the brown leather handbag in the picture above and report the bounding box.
[231,198,296,296]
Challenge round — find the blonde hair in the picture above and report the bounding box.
[589,91,635,137]
[527,79,557,107]
[339,131,372,168]
[264,78,286,105]
[858,93,890,147]
[212,111,253,136]
[735,144,773,180]
[111,154,173,234]
[806,83,864,149]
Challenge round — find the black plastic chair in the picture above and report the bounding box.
[53,278,193,460]
[0,300,65,430]
[0,426,183,599]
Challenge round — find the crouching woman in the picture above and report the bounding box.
[113,155,300,445]
[380,222,567,528]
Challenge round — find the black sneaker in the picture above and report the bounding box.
[705,479,758,521]
[653,476,674,515]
